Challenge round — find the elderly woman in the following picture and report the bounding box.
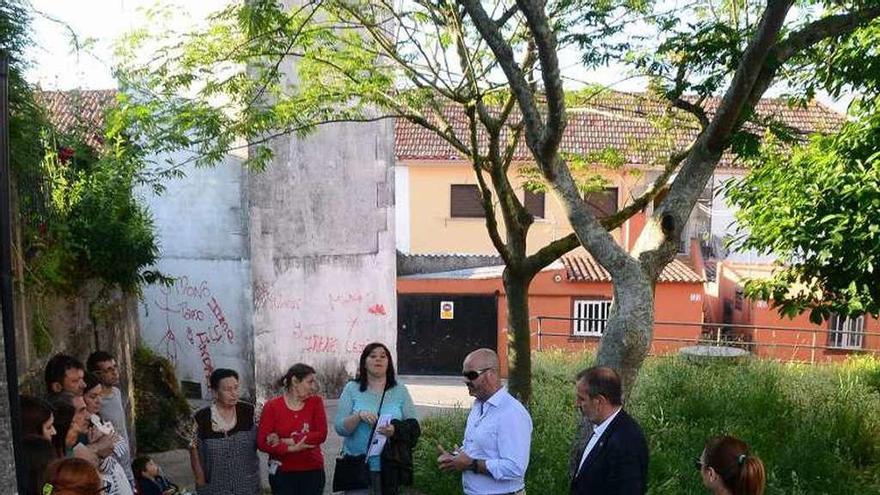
[189,368,260,495]
[335,342,420,495]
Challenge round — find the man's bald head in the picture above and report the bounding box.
[464,348,499,370]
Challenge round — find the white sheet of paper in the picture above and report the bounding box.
[367,414,394,457]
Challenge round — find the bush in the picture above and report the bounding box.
[133,345,192,452]
[413,352,880,494]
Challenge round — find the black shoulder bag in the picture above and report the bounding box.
[332,387,387,492]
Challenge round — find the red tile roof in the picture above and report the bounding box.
[395,91,843,167]
[35,89,118,149]
[562,251,704,283]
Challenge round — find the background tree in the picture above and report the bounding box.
[114,0,880,399]
[727,95,880,323]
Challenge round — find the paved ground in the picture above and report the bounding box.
[152,376,472,494]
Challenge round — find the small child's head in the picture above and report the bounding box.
[132,456,160,480]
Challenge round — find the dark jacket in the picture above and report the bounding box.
[380,417,421,495]
[571,409,649,495]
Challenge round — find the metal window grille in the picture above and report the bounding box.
[572,300,612,336]
[828,314,865,349]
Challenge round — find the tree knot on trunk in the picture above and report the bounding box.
[660,213,676,236]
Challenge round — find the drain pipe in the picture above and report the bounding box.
[0,52,26,494]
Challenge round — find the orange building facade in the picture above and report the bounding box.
[710,262,880,362]
[397,250,705,375]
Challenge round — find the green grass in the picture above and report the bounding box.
[413,352,880,494]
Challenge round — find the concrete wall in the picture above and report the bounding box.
[137,154,255,399]
[250,119,397,399]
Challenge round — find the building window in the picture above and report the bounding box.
[524,189,545,219]
[828,314,865,349]
[450,184,484,218]
[572,299,612,336]
[585,187,618,218]
[734,287,744,310]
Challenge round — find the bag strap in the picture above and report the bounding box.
[363,387,388,461]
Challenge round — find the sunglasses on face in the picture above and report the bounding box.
[462,367,493,381]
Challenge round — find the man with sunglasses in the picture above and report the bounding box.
[571,366,648,495]
[437,348,532,495]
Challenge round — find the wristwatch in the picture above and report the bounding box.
[470,459,479,473]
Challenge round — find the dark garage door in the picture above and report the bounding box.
[397,294,497,375]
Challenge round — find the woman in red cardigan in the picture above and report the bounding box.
[257,363,328,495]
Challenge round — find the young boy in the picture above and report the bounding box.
[132,456,179,495]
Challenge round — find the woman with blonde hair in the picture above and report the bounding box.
[697,436,766,495]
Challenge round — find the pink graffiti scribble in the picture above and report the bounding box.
[367,304,386,316]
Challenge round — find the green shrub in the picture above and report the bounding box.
[413,353,880,495]
[133,345,192,452]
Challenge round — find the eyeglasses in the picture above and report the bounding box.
[462,367,493,381]
[693,457,704,470]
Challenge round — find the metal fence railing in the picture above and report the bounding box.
[532,316,880,364]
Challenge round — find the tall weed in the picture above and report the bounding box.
[413,353,880,495]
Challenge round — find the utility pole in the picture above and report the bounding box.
[0,51,24,495]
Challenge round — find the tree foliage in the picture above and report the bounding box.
[113,0,880,397]
[727,96,880,323]
[3,0,162,298]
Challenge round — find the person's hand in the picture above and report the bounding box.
[87,426,104,444]
[357,410,378,425]
[266,433,280,447]
[437,444,471,472]
[73,443,99,466]
[91,432,118,458]
[287,436,315,453]
[376,423,395,437]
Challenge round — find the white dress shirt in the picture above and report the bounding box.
[577,406,622,474]
[461,387,533,495]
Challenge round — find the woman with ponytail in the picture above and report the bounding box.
[257,363,327,495]
[698,436,766,495]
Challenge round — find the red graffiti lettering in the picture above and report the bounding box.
[175,276,211,300]
[207,297,235,342]
[305,335,338,353]
[196,331,214,380]
[367,304,386,316]
[328,292,372,311]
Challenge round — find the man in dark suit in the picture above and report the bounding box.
[571,366,649,495]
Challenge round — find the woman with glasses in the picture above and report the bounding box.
[43,457,107,495]
[696,436,766,495]
[334,342,420,495]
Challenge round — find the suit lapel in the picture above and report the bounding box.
[576,411,626,479]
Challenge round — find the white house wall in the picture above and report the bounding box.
[137,153,255,399]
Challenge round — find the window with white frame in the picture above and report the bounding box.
[572,299,612,336]
[827,314,865,349]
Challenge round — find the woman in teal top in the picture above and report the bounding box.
[335,342,418,495]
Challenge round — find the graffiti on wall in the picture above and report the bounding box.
[254,281,390,357]
[154,276,236,384]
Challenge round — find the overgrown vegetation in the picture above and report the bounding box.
[413,352,880,494]
[133,346,192,452]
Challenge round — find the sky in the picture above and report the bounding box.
[23,0,852,113]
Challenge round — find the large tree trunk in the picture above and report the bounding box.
[503,268,532,404]
[597,264,654,397]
